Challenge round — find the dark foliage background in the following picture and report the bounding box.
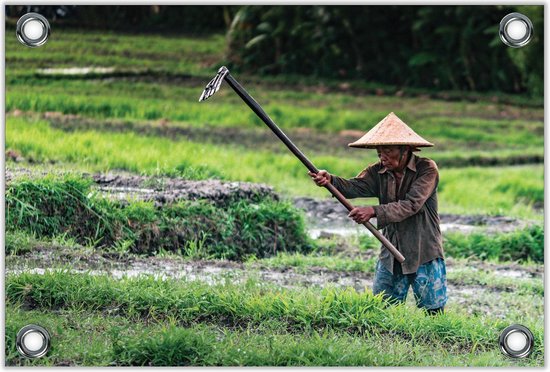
[7,5,543,96]
[225,5,543,96]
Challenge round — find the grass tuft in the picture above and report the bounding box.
[6,175,313,259]
[444,225,543,262]
[6,271,540,353]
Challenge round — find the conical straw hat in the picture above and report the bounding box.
[348,112,434,149]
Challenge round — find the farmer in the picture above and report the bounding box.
[309,112,447,315]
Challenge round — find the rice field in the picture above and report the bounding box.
[5,27,544,366]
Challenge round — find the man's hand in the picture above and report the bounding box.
[348,206,376,224]
[308,170,331,187]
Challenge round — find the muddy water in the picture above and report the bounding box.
[308,223,477,239]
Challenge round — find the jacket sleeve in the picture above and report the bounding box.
[329,165,378,199]
[372,160,439,228]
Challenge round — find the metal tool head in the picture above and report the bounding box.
[198,66,229,102]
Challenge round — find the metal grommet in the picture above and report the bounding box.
[16,324,51,358]
[499,324,534,358]
[16,12,51,47]
[499,13,533,48]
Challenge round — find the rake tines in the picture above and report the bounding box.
[198,66,229,102]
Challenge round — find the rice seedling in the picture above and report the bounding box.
[6,175,313,259]
[5,304,542,366]
[249,252,377,274]
[7,117,544,220]
[444,225,543,262]
[5,271,543,355]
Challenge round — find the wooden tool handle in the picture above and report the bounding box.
[224,73,405,263]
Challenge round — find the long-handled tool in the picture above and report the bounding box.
[199,66,405,263]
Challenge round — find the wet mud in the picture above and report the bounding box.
[93,173,279,206]
[293,197,529,235]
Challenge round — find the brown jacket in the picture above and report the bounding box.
[331,154,444,274]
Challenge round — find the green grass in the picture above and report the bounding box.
[359,226,545,263]
[6,27,543,107]
[10,110,543,171]
[6,304,540,366]
[437,166,543,219]
[6,29,226,77]
[5,28,545,368]
[7,116,544,219]
[6,29,544,221]
[7,28,543,176]
[248,252,377,273]
[6,227,542,296]
[5,230,44,255]
[6,174,312,259]
[444,225,543,262]
[5,271,543,357]
[6,78,543,148]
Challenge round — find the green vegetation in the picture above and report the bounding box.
[5,29,226,77]
[6,229,542,297]
[7,116,543,219]
[5,272,543,358]
[6,78,543,146]
[437,165,543,219]
[7,5,544,96]
[5,304,539,367]
[444,225,543,263]
[250,251,542,295]
[6,175,311,259]
[360,223,544,263]
[249,252,377,273]
[227,6,543,96]
[6,28,544,173]
[5,24,544,367]
[5,29,544,221]
[6,230,44,256]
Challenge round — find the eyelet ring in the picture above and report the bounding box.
[499,324,534,358]
[499,13,533,48]
[16,12,51,47]
[16,324,51,358]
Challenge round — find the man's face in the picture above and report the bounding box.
[376,146,403,171]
